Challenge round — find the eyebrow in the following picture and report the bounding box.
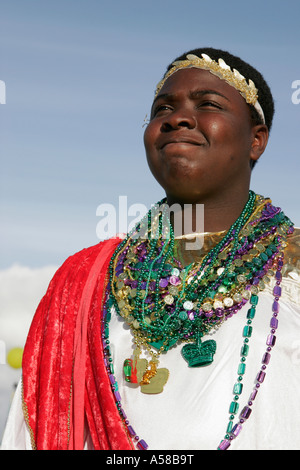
[152,89,230,107]
[190,89,230,101]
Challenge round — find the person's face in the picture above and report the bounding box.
[144,68,266,205]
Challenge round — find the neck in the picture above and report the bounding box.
[166,188,251,235]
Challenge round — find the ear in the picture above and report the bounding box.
[250,124,269,163]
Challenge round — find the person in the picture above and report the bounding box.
[2,47,300,451]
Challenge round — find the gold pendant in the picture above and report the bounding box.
[140,365,169,394]
[123,350,169,394]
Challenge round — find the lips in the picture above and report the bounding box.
[159,134,205,149]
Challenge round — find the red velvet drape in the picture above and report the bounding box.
[22,238,134,450]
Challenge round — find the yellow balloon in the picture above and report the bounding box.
[7,347,23,369]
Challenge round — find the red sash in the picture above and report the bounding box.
[22,238,135,450]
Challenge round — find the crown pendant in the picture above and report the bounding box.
[181,331,217,367]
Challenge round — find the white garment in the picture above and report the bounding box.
[2,271,300,450]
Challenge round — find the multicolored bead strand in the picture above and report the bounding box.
[101,192,294,450]
[108,192,294,377]
[217,251,285,450]
[101,294,148,450]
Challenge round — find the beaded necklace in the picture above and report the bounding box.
[101,192,294,450]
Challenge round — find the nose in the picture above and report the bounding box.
[161,108,196,132]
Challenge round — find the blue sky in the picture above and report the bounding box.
[1,0,300,269]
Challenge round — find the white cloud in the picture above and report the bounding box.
[0,264,57,350]
[0,264,57,441]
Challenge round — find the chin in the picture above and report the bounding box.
[164,187,204,205]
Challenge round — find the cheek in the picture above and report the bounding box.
[143,122,157,155]
[143,123,163,178]
[207,117,252,157]
[208,119,236,143]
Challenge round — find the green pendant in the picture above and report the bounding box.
[148,337,177,351]
[181,333,217,367]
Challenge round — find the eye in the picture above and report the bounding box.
[151,103,173,118]
[198,100,222,109]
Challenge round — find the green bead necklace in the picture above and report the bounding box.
[107,192,294,394]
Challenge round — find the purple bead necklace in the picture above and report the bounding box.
[102,298,149,450]
[218,252,284,450]
[100,201,294,450]
[102,247,286,451]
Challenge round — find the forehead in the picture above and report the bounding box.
[156,67,244,104]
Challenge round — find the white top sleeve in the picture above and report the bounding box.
[1,380,32,450]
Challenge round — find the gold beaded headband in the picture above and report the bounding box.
[155,53,265,124]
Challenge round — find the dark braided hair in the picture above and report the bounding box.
[163,48,274,169]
